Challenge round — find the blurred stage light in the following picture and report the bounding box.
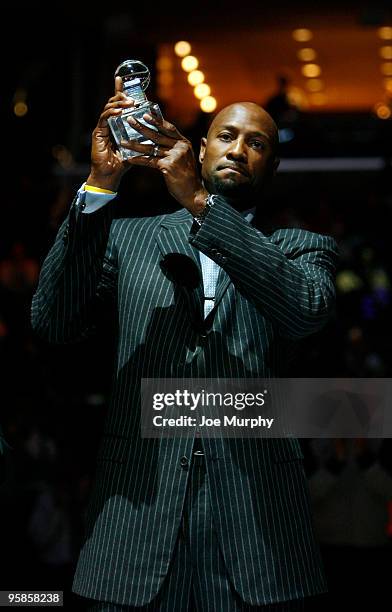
[306,78,324,92]
[157,72,174,86]
[194,83,211,99]
[379,46,392,60]
[292,28,313,42]
[187,70,205,86]
[378,27,392,40]
[156,56,172,70]
[384,78,392,93]
[278,128,295,143]
[14,101,28,117]
[200,96,217,112]
[302,63,321,77]
[374,102,391,119]
[297,48,317,62]
[381,62,392,76]
[181,56,199,72]
[174,41,191,57]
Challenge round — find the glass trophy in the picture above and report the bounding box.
[108,59,162,160]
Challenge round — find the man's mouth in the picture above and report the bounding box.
[217,164,250,177]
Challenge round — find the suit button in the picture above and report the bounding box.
[180,456,189,468]
[210,248,218,255]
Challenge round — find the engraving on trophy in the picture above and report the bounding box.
[108,59,162,160]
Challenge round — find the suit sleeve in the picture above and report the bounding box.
[189,196,338,339]
[31,196,117,344]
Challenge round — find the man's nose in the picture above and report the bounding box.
[227,138,247,161]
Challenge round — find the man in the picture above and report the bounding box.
[31,76,338,611]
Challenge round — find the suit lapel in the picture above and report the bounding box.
[156,209,205,328]
[156,206,257,324]
[213,268,232,312]
[206,212,258,315]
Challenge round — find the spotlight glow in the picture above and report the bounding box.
[381,62,392,76]
[375,102,391,119]
[297,48,317,62]
[14,102,28,117]
[380,46,392,60]
[200,96,217,112]
[378,27,392,40]
[292,29,313,42]
[302,63,321,78]
[188,70,205,86]
[194,83,211,99]
[174,41,191,57]
[181,56,199,72]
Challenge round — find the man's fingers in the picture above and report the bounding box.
[143,112,183,140]
[126,155,160,169]
[104,99,135,112]
[97,95,136,129]
[120,140,168,157]
[108,91,127,104]
[97,108,123,128]
[114,76,123,94]
[126,116,176,147]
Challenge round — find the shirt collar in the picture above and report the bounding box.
[243,207,256,223]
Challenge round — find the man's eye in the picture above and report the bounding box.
[251,141,265,150]
[218,133,232,141]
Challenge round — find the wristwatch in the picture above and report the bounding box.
[193,194,215,227]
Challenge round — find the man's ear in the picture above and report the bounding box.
[199,137,207,163]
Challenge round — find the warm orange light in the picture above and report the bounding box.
[292,29,313,42]
[310,93,327,106]
[174,41,191,57]
[188,70,205,86]
[384,78,392,93]
[381,62,392,76]
[194,83,211,99]
[305,78,324,92]
[181,56,199,72]
[52,145,74,168]
[297,48,317,62]
[157,72,174,86]
[14,101,28,117]
[156,56,172,70]
[374,102,391,119]
[378,27,392,40]
[287,87,307,108]
[380,46,392,60]
[200,96,217,112]
[302,63,321,78]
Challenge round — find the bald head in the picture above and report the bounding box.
[199,101,280,208]
[207,102,279,157]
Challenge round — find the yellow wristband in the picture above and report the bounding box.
[84,184,116,195]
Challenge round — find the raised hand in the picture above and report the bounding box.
[121,109,207,215]
[87,76,135,192]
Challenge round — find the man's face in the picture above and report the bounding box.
[199,103,279,207]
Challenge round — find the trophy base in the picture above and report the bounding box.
[108,102,162,160]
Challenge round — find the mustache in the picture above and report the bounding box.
[217,163,250,177]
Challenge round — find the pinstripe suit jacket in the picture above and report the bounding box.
[31,193,338,607]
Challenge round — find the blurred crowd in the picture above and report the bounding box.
[1,105,392,609]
